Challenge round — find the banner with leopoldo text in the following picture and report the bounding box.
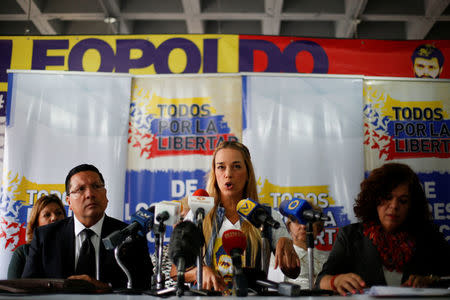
[0,71,131,278]
[243,74,364,250]
[125,75,242,250]
[364,79,450,241]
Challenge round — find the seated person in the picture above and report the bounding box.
[8,194,66,279]
[275,204,329,289]
[22,164,153,290]
[316,163,450,296]
[151,197,190,289]
[172,141,300,294]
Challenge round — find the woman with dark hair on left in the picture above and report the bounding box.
[316,163,450,296]
[7,194,66,279]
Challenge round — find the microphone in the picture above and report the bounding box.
[152,201,180,290]
[222,229,248,296]
[102,207,154,250]
[187,189,214,290]
[188,189,215,222]
[153,201,181,226]
[279,198,329,224]
[236,198,280,229]
[222,229,247,266]
[169,221,204,296]
[192,188,209,196]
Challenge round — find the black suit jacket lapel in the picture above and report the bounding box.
[98,215,122,282]
[61,217,76,276]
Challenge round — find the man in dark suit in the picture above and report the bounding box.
[22,164,153,290]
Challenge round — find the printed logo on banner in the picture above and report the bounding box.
[364,82,450,243]
[257,178,351,251]
[0,171,67,252]
[364,86,450,160]
[129,87,238,158]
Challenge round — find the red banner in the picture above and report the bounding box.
[239,36,450,79]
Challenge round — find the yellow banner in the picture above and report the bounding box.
[0,35,238,76]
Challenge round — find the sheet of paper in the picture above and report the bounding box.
[367,286,450,297]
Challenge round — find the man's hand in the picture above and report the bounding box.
[67,274,111,291]
[274,237,300,278]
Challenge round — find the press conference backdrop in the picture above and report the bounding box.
[0,71,131,278]
[125,75,242,245]
[363,79,450,237]
[0,52,449,278]
[242,75,364,251]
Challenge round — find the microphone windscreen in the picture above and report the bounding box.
[192,189,209,196]
[222,229,247,256]
[189,189,214,216]
[153,201,180,225]
[130,207,154,232]
[236,198,260,220]
[168,221,204,268]
[279,198,312,225]
[237,198,279,228]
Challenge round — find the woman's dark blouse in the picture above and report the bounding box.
[315,223,450,288]
[8,243,30,279]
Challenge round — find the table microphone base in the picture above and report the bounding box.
[294,288,335,296]
[112,288,144,295]
[185,288,222,296]
[145,286,177,297]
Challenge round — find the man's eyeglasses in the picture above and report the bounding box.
[69,182,105,196]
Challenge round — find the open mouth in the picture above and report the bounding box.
[225,182,233,189]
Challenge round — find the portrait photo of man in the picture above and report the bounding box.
[411,44,445,79]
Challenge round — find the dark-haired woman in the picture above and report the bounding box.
[8,194,66,279]
[316,163,450,296]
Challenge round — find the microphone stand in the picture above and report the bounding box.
[113,235,144,294]
[306,221,315,290]
[259,224,271,275]
[115,236,134,290]
[184,209,221,296]
[257,224,271,295]
[152,220,166,290]
[194,208,205,290]
[161,210,222,297]
[299,221,334,296]
[147,216,181,297]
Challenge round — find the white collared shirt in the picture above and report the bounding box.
[268,244,329,289]
[74,214,105,280]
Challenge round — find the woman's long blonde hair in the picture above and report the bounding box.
[203,140,261,267]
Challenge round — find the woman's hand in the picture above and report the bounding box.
[201,266,226,291]
[170,264,226,291]
[403,274,439,288]
[67,274,111,291]
[320,273,366,296]
[274,237,300,278]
